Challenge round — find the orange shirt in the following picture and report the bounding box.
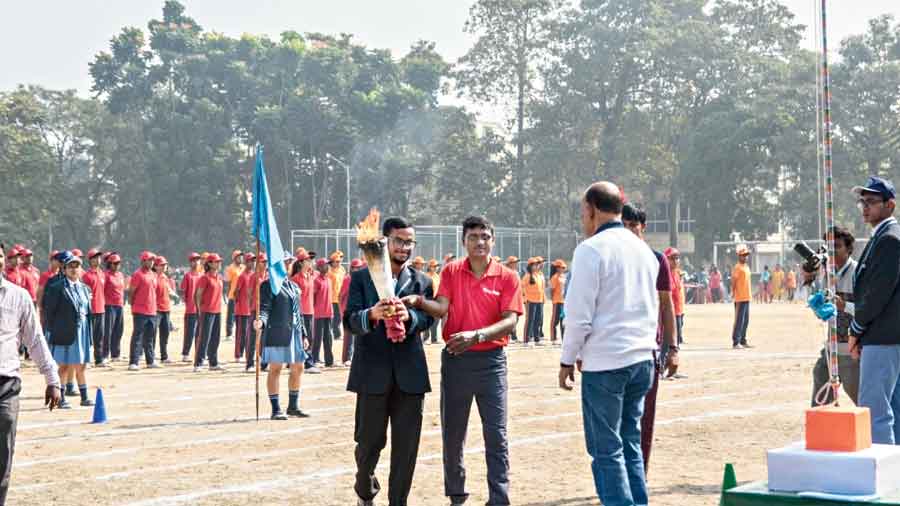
[521,272,545,303]
[550,273,566,304]
[327,266,345,304]
[786,271,797,289]
[732,263,752,303]
[225,264,244,300]
[670,268,684,316]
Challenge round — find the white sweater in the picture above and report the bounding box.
[561,223,660,372]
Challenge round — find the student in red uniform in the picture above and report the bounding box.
[245,253,268,371]
[233,252,256,363]
[312,258,334,368]
[103,254,126,363]
[194,253,225,372]
[3,248,21,287]
[292,251,319,374]
[154,256,175,364]
[127,251,159,371]
[17,248,39,303]
[179,252,203,362]
[339,258,363,366]
[405,216,523,506]
[36,251,61,329]
[81,249,107,366]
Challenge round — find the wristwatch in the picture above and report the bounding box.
[475,330,487,344]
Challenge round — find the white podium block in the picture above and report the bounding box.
[767,442,900,496]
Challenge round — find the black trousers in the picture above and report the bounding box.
[157,312,171,361]
[235,315,251,359]
[226,299,235,336]
[354,381,424,506]
[196,312,221,367]
[550,303,564,342]
[0,377,21,506]
[129,314,158,366]
[89,313,105,365]
[302,315,314,367]
[245,312,259,367]
[182,313,198,357]
[104,305,124,359]
[332,303,343,339]
[313,317,334,366]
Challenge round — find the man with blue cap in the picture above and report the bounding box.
[848,175,900,444]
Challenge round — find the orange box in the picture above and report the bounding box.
[805,406,872,452]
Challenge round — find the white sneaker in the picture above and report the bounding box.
[181,355,191,363]
[127,364,139,371]
[306,366,322,374]
[236,357,244,364]
[161,359,173,364]
[147,363,162,369]
[193,366,203,373]
[343,361,352,367]
[209,365,226,372]
[224,335,233,342]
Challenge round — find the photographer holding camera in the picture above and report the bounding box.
[848,176,900,444]
[802,227,859,406]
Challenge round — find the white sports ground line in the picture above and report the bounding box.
[12,385,807,496]
[116,401,801,506]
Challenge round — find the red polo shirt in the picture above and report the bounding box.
[129,268,158,316]
[81,267,106,314]
[3,267,21,287]
[339,273,351,314]
[180,271,202,314]
[294,272,315,316]
[437,257,524,352]
[196,272,223,314]
[234,270,253,316]
[313,273,333,319]
[18,266,39,302]
[249,272,268,312]
[156,274,174,312]
[104,270,125,306]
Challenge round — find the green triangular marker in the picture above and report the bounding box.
[719,463,737,506]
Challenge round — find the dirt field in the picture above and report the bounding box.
[11,301,828,506]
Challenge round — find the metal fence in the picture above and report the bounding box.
[290,226,580,275]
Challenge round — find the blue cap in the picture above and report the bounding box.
[853,176,896,200]
[54,250,80,265]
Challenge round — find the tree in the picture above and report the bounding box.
[454,0,562,224]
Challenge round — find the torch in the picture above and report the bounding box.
[355,208,406,342]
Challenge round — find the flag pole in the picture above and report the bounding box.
[254,239,261,422]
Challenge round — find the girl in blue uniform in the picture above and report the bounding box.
[42,251,94,409]
[255,272,310,420]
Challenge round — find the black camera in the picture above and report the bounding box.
[794,242,827,274]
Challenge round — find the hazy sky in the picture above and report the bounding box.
[2,0,899,97]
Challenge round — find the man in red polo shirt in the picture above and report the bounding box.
[81,249,107,366]
[179,252,203,362]
[127,251,159,371]
[104,254,126,362]
[406,215,523,506]
[194,253,225,372]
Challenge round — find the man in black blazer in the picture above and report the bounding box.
[849,176,900,445]
[344,216,435,506]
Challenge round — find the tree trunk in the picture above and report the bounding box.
[515,21,528,226]
[669,184,680,249]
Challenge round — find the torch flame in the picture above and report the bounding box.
[356,208,381,244]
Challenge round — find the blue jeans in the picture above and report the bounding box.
[129,314,158,366]
[859,345,900,444]
[581,360,653,506]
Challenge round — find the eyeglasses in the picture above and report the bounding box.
[465,233,494,243]
[858,197,885,208]
[389,237,417,249]
[65,264,80,270]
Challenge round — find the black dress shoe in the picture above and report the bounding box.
[286,408,310,418]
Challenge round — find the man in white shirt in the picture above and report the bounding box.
[0,243,61,504]
[559,182,659,506]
